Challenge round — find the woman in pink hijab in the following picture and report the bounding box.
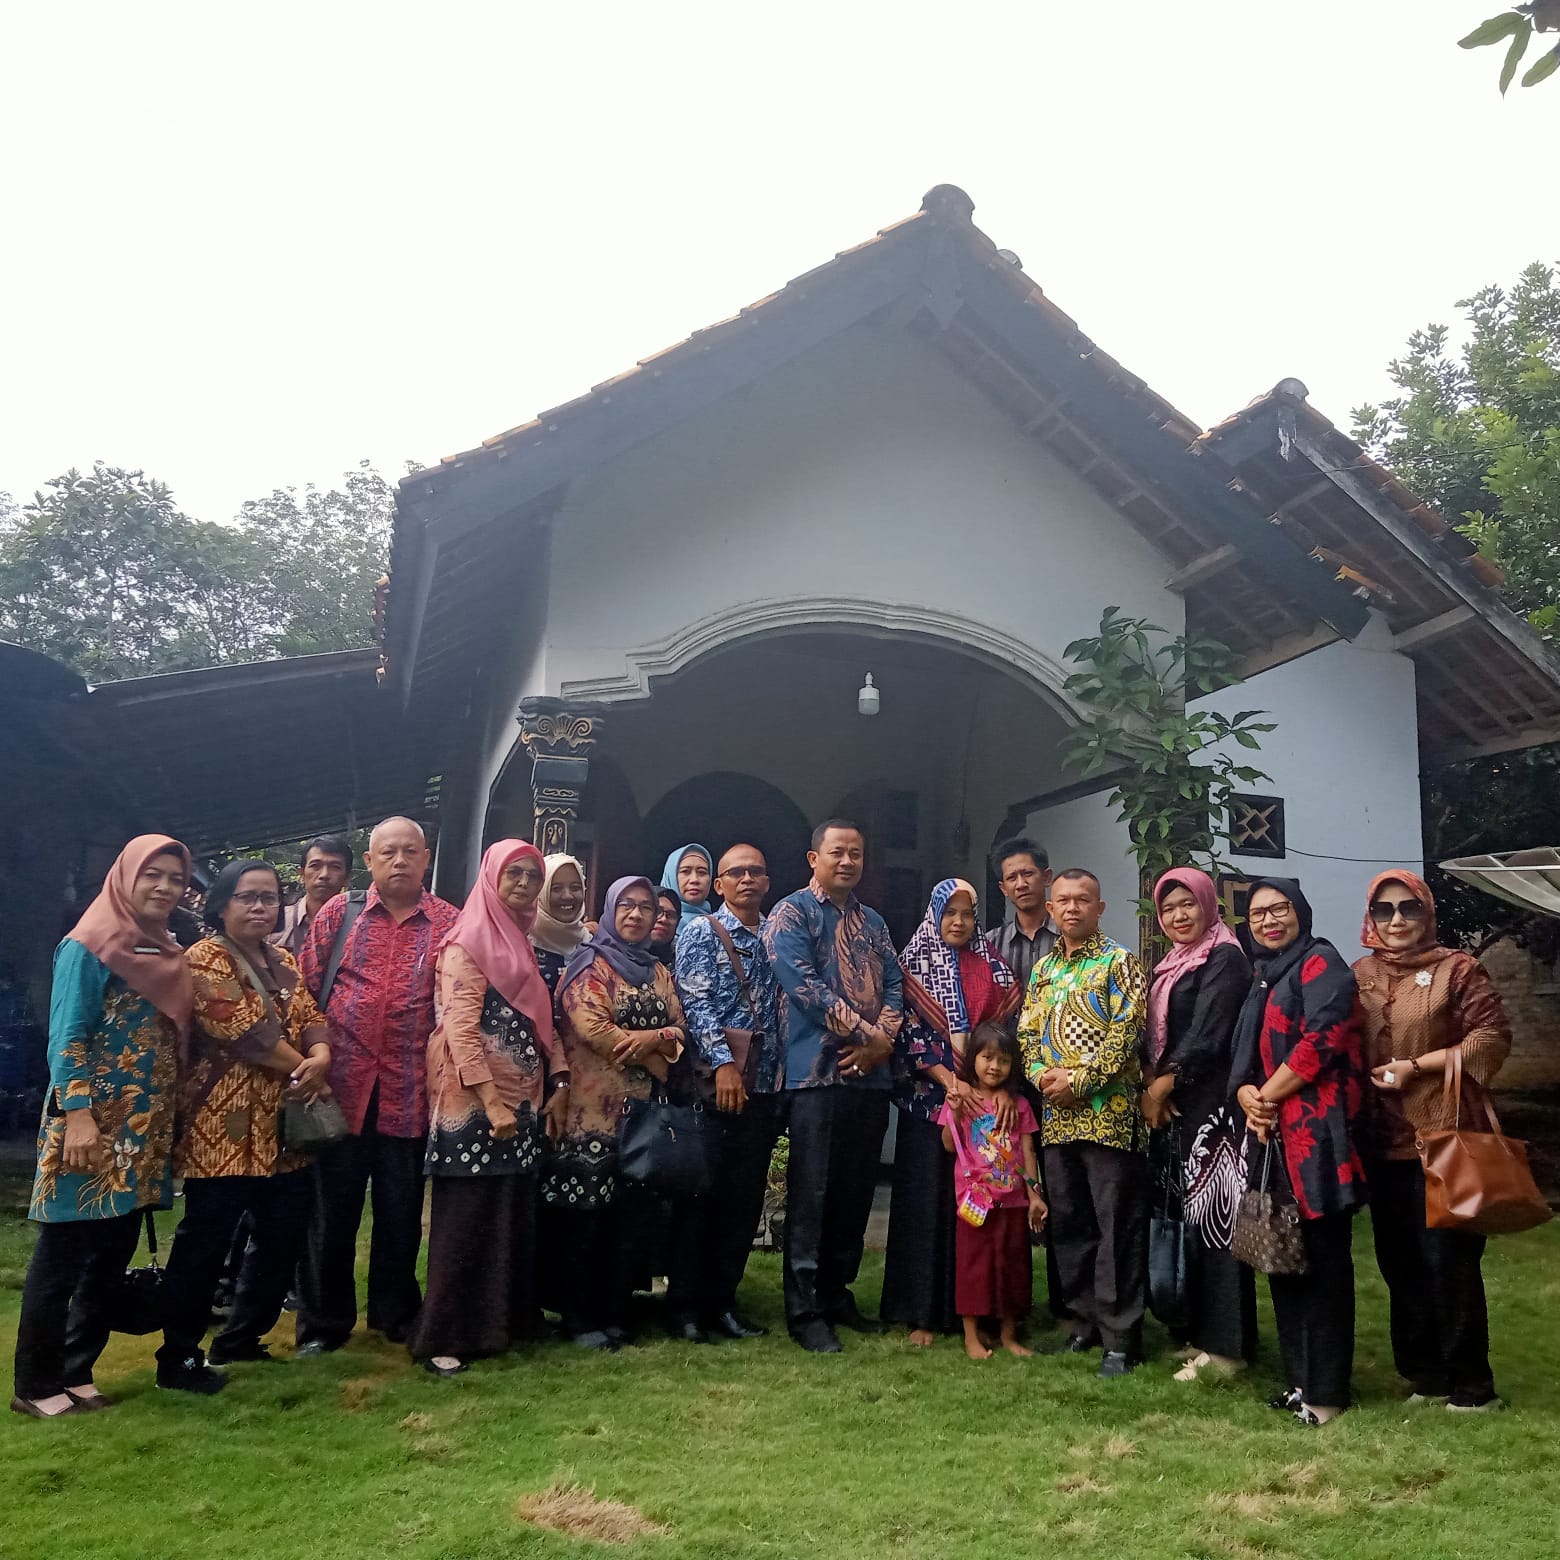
[407,840,571,1378]
[1142,867,1254,1383]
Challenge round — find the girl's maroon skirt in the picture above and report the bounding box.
[954,1205,1033,1317]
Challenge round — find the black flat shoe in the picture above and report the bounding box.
[673,1320,710,1344]
[1267,1387,1303,1412]
[1098,1351,1136,1378]
[156,1355,227,1395]
[831,1304,888,1335]
[709,1310,768,1340]
[421,1358,467,1378]
[1065,1332,1101,1354]
[570,1329,620,1352]
[63,1389,112,1411]
[295,1339,343,1358]
[208,1341,275,1366]
[791,1319,843,1354]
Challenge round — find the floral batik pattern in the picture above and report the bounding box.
[30,941,178,1222]
[545,959,684,1210]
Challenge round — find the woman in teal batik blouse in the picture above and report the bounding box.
[11,835,194,1420]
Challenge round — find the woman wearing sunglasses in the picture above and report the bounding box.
[1353,871,1511,1412]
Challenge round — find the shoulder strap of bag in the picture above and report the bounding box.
[708,917,756,1014]
[318,890,368,1013]
[218,936,284,1029]
[143,1207,158,1261]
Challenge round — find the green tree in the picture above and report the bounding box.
[1354,265,1560,948]
[1060,609,1274,943]
[1353,261,1560,634]
[0,460,396,679]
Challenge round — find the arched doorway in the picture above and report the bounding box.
[643,772,813,907]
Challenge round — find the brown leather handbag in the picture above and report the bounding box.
[1418,1046,1552,1236]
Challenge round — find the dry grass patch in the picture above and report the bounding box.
[397,1411,434,1432]
[339,1377,382,1412]
[1103,1434,1139,1459]
[1207,1461,1347,1524]
[1057,1472,1112,1496]
[515,1482,671,1544]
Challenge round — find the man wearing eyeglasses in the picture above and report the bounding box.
[295,816,459,1355]
[674,844,784,1341]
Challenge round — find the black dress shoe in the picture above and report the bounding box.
[1065,1332,1101,1353]
[672,1318,710,1344]
[831,1303,889,1335]
[791,1319,843,1354]
[710,1310,769,1340]
[570,1329,620,1352]
[1098,1351,1136,1378]
[208,1340,275,1366]
[295,1339,342,1358]
[156,1355,227,1395]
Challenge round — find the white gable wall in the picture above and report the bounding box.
[517,321,1182,717]
[1196,612,1423,955]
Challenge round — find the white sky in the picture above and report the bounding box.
[1,0,1554,522]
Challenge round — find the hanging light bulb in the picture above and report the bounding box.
[857,672,880,717]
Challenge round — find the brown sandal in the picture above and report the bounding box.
[10,1395,80,1420]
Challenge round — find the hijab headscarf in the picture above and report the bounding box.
[1146,867,1244,1066]
[531,853,591,957]
[1229,876,1332,1095]
[444,840,554,1051]
[899,878,1018,1046]
[1359,869,1453,973]
[559,875,661,1001]
[660,843,714,915]
[67,833,195,1039]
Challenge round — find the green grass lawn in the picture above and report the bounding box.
[1,1166,1556,1560]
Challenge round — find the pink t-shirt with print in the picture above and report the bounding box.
[939,1094,1038,1208]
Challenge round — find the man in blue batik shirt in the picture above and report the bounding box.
[674,843,784,1342]
[762,819,904,1353]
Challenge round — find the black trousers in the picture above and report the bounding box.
[296,1089,426,1348]
[1044,1140,1148,1356]
[1367,1158,1493,1400]
[561,1180,687,1335]
[13,1211,144,1399]
[158,1172,313,1363]
[783,1086,889,1329]
[679,1091,785,1322]
[1269,1210,1355,1407]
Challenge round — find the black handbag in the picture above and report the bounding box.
[278,1093,350,1153]
[1231,1136,1308,1276]
[617,1092,712,1199]
[1148,1126,1190,1331]
[107,1209,164,1335]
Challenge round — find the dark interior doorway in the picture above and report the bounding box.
[642,771,813,909]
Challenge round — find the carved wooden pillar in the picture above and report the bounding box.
[516,697,606,856]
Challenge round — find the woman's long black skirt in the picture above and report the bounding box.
[407,1172,538,1362]
[880,1113,959,1333]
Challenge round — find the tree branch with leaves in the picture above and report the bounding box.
[1060,609,1275,931]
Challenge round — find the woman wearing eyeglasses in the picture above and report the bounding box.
[408,840,571,1377]
[156,860,331,1392]
[1230,877,1366,1426]
[1353,871,1511,1411]
[546,876,688,1348]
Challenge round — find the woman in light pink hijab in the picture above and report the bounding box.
[408,840,570,1378]
[1143,867,1255,1383]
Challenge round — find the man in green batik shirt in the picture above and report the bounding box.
[1018,868,1148,1378]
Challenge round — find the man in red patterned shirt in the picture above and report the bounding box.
[295,817,459,1353]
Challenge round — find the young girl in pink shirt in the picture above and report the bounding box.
[939,1022,1048,1359]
